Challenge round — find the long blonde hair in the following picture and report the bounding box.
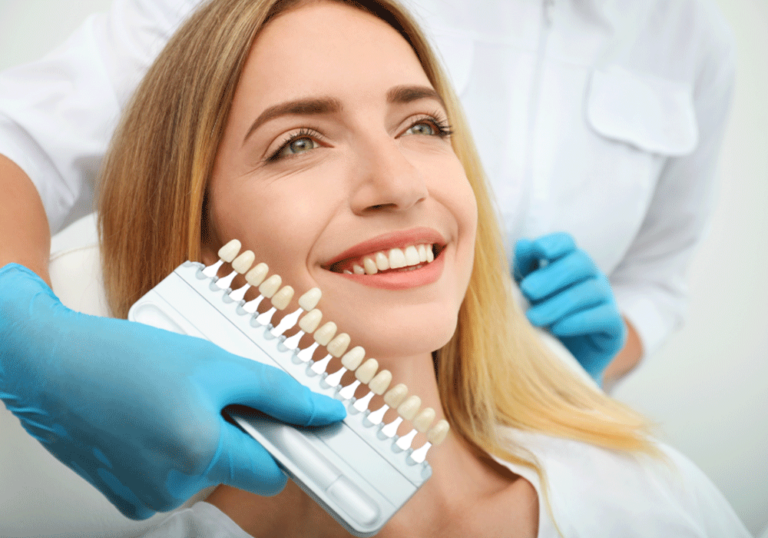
[99,0,655,497]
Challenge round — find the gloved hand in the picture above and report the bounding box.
[513,232,626,384]
[0,263,345,519]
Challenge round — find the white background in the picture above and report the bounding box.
[0,0,766,536]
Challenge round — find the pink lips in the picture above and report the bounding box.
[323,227,447,290]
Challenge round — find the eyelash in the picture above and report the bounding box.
[264,114,454,163]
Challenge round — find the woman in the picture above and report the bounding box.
[98,0,748,535]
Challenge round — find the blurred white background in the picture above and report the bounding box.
[0,0,766,536]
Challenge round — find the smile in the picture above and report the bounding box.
[330,243,437,275]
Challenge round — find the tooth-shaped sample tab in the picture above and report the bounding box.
[355,358,378,383]
[404,245,420,266]
[388,248,406,269]
[259,275,281,298]
[314,321,337,346]
[246,263,269,287]
[299,309,323,333]
[326,333,351,357]
[298,288,322,311]
[340,346,365,371]
[218,239,241,262]
[383,384,408,409]
[368,370,392,395]
[363,257,377,275]
[232,250,255,274]
[270,285,294,310]
[397,395,421,421]
[375,252,390,271]
[427,420,450,445]
[413,408,436,433]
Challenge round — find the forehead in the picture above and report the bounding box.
[237,1,432,107]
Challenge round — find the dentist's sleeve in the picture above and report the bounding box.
[0,0,201,234]
[609,24,736,357]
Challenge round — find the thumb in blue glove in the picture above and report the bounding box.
[513,233,626,384]
[0,263,346,519]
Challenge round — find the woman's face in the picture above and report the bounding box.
[204,1,477,361]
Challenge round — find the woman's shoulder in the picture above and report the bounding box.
[494,427,751,537]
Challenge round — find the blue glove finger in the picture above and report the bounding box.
[205,419,288,496]
[526,277,612,328]
[204,357,346,428]
[519,249,598,303]
[513,232,577,282]
[550,302,626,341]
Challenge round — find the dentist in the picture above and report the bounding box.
[0,0,734,519]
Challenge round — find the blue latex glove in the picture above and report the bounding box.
[0,263,346,519]
[513,232,626,383]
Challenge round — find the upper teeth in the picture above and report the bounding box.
[347,244,435,275]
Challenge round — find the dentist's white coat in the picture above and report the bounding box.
[0,0,734,356]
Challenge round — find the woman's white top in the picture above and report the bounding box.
[139,430,751,537]
[0,0,735,355]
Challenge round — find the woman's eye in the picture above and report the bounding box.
[277,136,318,158]
[405,122,436,136]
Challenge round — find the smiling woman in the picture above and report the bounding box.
[97,0,749,536]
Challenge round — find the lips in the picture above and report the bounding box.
[322,227,447,290]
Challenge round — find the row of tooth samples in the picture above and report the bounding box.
[204,240,449,460]
[345,244,434,275]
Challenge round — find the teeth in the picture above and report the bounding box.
[314,321,337,346]
[368,370,392,395]
[341,346,365,370]
[299,309,322,333]
[383,383,408,408]
[327,333,351,357]
[426,419,450,445]
[413,408,436,433]
[388,248,406,269]
[232,250,255,274]
[259,275,281,298]
[246,263,269,287]
[340,244,436,275]
[404,246,420,266]
[355,358,378,383]
[397,395,421,421]
[270,285,294,310]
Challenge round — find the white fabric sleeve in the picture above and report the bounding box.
[609,17,736,356]
[139,502,254,538]
[0,0,201,234]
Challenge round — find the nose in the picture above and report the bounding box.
[348,135,429,215]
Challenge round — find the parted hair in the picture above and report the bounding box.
[98,0,656,509]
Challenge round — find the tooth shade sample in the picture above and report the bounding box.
[327,333,351,357]
[418,244,428,262]
[232,250,255,274]
[368,370,392,395]
[404,245,420,266]
[375,252,390,271]
[258,275,282,298]
[388,248,406,269]
[355,358,379,383]
[397,395,421,421]
[298,288,322,311]
[426,247,434,262]
[363,257,377,275]
[314,321,337,346]
[353,264,365,275]
[271,285,294,310]
[218,239,241,262]
[426,419,450,445]
[341,346,365,370]
[299,309,322,333]
[383,383,408,408]
[245,263,269,287]
[413,408,436,433]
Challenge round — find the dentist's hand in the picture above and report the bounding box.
[0,263,346,519]
[513,233,626,383]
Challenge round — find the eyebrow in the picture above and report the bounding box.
[242,85,445,144]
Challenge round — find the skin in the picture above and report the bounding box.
[201,2,538,536]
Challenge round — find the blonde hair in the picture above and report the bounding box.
[99,0,655,511]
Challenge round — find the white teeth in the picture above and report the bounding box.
[375,252,390,271]
[363,257,378,275]
[404,246,420,266]
[388,248,406,269]
[298,288,322,311]
[218,239,241,263]
[418,244,427,262]
[426,247,434,263]
[353,264,365,275]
